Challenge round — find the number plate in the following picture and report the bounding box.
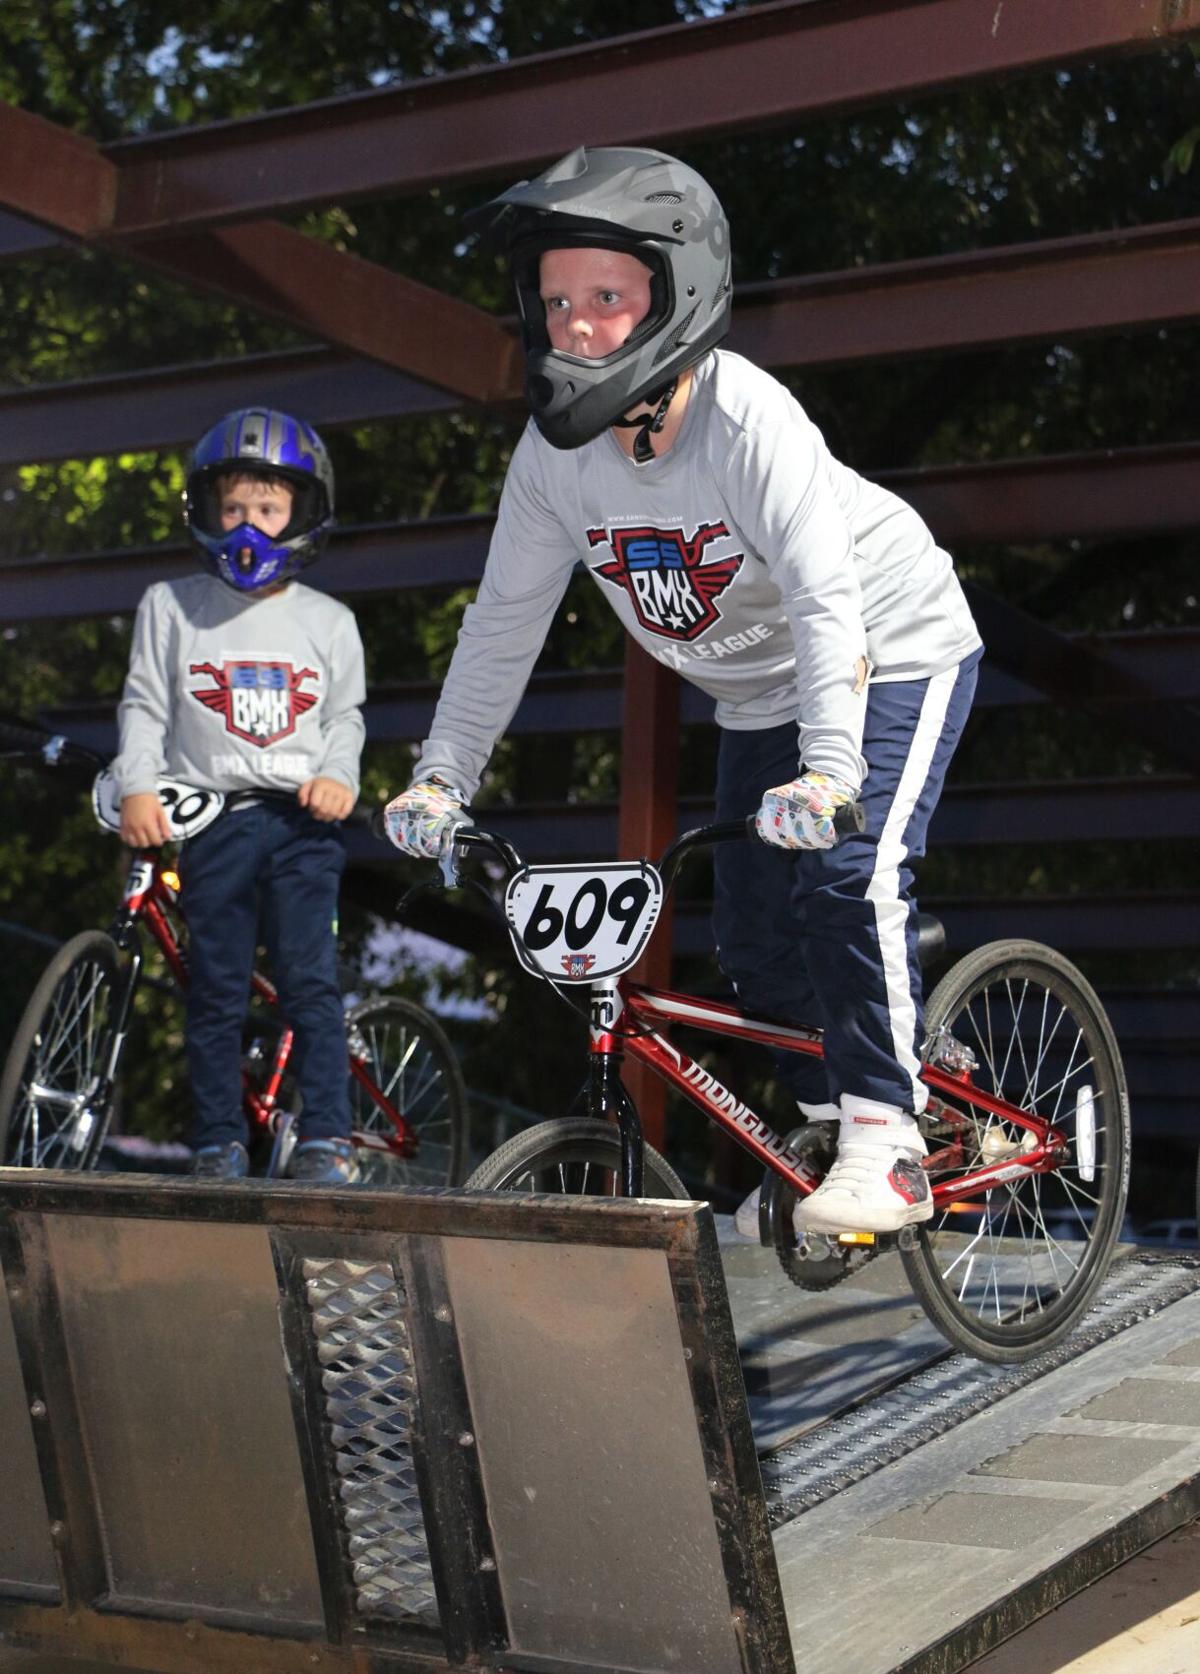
[503,862,664,982]
[92,769,226,839]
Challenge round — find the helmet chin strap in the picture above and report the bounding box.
[613,379,678,463]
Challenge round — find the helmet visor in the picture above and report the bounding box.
[509,233,673,363]
[188,467,329,544]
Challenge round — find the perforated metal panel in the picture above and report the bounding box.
[302,1256,438,1626]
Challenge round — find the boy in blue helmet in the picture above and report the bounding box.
[112,408,367,1183]
[386,147,984,1238]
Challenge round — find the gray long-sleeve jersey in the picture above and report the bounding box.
[112,574,366,800]
[415,351,981,798]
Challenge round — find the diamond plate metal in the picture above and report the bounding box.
[303,1256,439,1625]
[760,1256,1200,1527]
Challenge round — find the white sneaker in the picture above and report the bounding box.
[734,1186,762,1240]
[794,1141,932,1235]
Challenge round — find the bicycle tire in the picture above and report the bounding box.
[0,930,124,1170]
[772,1123,877,1291]
[465,1117,689,1199]
[902,939,1130,1363]
[346,995,469,1187]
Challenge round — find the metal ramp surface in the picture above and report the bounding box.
[716,1226,1200,1674]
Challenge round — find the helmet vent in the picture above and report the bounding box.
[645,191,683,204]
[652,304,697,367]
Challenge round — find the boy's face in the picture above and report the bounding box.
[538,247,653,359]
[217,473,294,539]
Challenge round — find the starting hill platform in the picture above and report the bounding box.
[0,1171,1197,1674]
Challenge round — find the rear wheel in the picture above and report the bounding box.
[0,931,125,1169]
[466,1117,689,1199]
[346,996,468,1187]
[903,940,1129,1363]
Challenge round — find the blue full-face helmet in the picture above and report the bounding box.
[185,408,336,594]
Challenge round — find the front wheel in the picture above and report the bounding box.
[465,1117,689,1199]
[0,931,125,1169]
[903,940,1130,1363]
[346,996,468,1187]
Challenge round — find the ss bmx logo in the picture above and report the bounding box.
[188,660,320,747]
[587,522,743,641]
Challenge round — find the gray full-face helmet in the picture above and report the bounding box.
[468,146,732,450]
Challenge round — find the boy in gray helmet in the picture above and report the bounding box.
[386,147,982,1236]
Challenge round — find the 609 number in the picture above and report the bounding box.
[522,876,655,953]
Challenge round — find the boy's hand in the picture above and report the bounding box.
[384,778,472,858]
[299,776,355,822]
[755,771,860,852]
[120,792,173,849]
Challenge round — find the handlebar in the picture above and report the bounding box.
[412,798,865,891]
[0,717,108,770]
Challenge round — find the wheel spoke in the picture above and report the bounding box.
[908,945,1127,1360]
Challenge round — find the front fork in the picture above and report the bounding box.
[587,978,645,1197]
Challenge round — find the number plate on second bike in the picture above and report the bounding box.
[504,863,664,982]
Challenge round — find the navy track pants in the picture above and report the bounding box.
[712,650,980,1114]
[179,799,351,1149]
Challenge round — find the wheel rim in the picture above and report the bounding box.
[9,956,116,1167]
[349,1009,460,1186]
[920,963,1120,1344]
[494,1142,626,1195]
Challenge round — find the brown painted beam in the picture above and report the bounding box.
[8,219,1200,464]
[0,348,456,466]
[0,209,64,261]
[963,582,1200,775]
[100,0,1200,236]
[0,103,515,403]
[728,219,1200,368]
[0,104,116,239]
[134,222,518,401]
[4,439,1198,614]
[20,636,1200,750]
[886,441,1200,544]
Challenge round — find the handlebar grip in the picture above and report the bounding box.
[0,719,108,768]
[835,800,866,836]
[742,800,866,840]
[0,719,55,752]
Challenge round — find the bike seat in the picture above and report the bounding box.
[916,913,946,967]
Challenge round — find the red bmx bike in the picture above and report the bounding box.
[453,818,1129,1364]
[0,722,468,1187]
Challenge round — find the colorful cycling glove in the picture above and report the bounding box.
[384,777,472,859]
[755,771,860,852]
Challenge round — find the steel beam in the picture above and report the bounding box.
[7,221,1200,463]
[885,441,1200,544]
[0,518,495,620]
[134,222,518,401]
[728,219,1200,368]
[0,104,115,239]
[98,0,1200,236]
[0,348,454,465]
[963,584,1200,775]
[671,892,1200,955]
[0,210,63,262]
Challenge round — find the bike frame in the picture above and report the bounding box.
[457,819,1073,1204]
[582,977,1068,1204]
[111,849,417,1160]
